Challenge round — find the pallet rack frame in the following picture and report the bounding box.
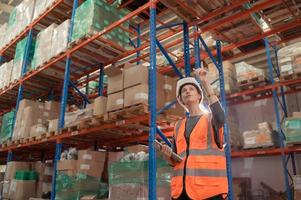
[0,0,300,200]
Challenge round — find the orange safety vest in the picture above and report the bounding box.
[171,114,228,200]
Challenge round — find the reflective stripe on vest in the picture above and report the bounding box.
[171,114,228,200]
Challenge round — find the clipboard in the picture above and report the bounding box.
[154,140,183,163]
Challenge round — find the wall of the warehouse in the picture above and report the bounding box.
[229,91,301,193]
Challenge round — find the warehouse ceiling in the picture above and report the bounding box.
[0,0,22,25]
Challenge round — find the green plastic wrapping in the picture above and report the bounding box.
[13,37,36,73]
[56,172,104,200]
[0,110,15,143]
[8,8,17,27]
[284,118,301,143]
[109,158,172,185]
[71,0,129,48]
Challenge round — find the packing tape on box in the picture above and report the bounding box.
[164,84,172,91]
[80,164,91,170]
[134,93,148,100]
[82,154,92,160]
[116,99,124,105]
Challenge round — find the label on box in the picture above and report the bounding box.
[134,93,148,100]
[82,154,92,160]
[245,137,256,145]
[116,99,124,105]
[80,164,91,170]
[164,84,172,91]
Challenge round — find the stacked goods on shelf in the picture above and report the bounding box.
[13,99,60,141]
[207,61,238,95]
[292,55,301,74]
[235,62,266,84]
[56,149,107,199]
[163,75,184,116]
[31,24,58,69]
[0,60,13,90]
[0,110,15,143]
[3,0,36,49]
[71,0,129,49]
[64,104,94,127]
[2,161,32,199]
[12,37,36,82]
[294,175,301,200]
[283,112,301,144]
[32,0,56,21]
[51,19,71,58]
[108,148,171,200]
[242,122,275,149]
[33,162,53,198]
[105,63,165,112]
[0,23,7,50]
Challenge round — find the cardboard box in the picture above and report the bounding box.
[93,96,107,116]
[163,75,177,102]
[107,91,124,112]
[123,64,149,88]
[57,160,77,171]
[36,181,52,198]
[5,162,31,180]
[124,84,165,108]
[77,160,104,177]
[77,150,106,177]
[30,124,47,138]
[44,101,60,112]
[105,66,123,94]
[34,162,53,181]
[78,150,106,162]
[48,118,58,133]
[293,112,301,118]
[2,180,10,199]
[9,180,36,200]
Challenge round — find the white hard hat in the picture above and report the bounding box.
[176,77,204,112]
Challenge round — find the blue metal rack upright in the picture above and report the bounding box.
[148,1,157,200]
[264,37,293,200]
[51,0,78,199]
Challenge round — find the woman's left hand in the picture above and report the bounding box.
[194,68,208,83]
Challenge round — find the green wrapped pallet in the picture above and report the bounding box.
[284,117,301,144]
[56,172,102,200]
[109,158,172,185]
[71,0,129,48]
[0,110,15,143]
[14,37,36,72]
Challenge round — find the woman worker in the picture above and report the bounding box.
[162,68,228,200]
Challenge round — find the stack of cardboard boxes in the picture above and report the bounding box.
[235,62,266,84]
[56,150,106,199]
[208,61,238,95]
[283,112,301,144]
[105,63,184,116]
[2,161,52,200]
[13,99,60,141]
[242,122,275,149]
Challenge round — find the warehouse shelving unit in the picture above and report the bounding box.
[0,0,301,199]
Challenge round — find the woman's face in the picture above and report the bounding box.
[180,84,201,106]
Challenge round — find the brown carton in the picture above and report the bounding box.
[48,119,58,133]
[36,181,52,198]
[76,160,104,177]
[293,112,301,118]
[30,124,47,138]
[123,64,149,88]
[93,96,107,116]
[44,101,60,112]
[105,66,123,94]
[5,162,31,180]
[124,83,165,108]
[107,91,124,112]
[78,150,106,162]
[34,162,53,181]
[2,180,10,199]
[57,160,77,171]
[9,180,36,200]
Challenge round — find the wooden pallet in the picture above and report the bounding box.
[237,75,268,90]
[108,103,148,121]
[60,124,79,134]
